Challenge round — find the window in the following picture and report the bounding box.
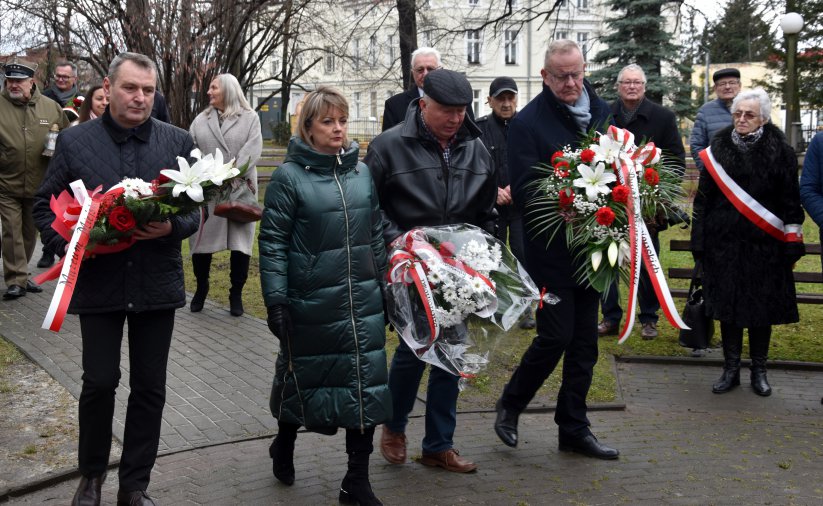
[577,32,589,61]
[353,92,361,118]
[577,0,588,9]
[468,0,479,5]
[421,30,432,48]
[270,57,281,75]
[504,29,519,65]
[555,30,568,41]
[368,35,377,68]
[370,91,378,118]
[473,89,481,118]
[352,39,360,70]
[387,35,395,65]
[324,47,335,74]
[467,29,481,64]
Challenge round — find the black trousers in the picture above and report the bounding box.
[78,309,175,491]
[501,286,600,438]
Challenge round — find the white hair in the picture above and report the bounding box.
[616,64,646,85]
[731,88,771,121]
[411,47,442,69]
[543,39,582,69]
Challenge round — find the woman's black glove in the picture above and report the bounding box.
[785,242,805,267]
[379,281,390,325]
[267,304,293,339]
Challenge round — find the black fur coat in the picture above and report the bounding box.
[691,123,804,327]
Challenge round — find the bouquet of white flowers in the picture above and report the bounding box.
[386,224,558,380]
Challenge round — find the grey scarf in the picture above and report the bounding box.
[47,84,78,106]
[565,86,591,132]
[731,125,764,153]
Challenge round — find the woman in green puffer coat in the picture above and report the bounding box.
[259,87,390,506]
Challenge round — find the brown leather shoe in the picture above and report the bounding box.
[419,448,477,473]
[116,489,157,506]
[379,426,407,464]
[597,319,619,336]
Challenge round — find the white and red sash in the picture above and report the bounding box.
[699,148,803,243]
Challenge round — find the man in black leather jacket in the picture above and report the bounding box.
[365,69,496,474]
[34,52,197,506]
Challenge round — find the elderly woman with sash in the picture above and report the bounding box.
[691,88,804,397]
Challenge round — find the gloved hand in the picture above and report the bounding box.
[267,304,293,339]
[379,281,389,326]
[785,242,805,267]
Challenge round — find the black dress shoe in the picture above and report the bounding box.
[116,489,157,506]
[493,399,519,447]
[37,253,55,268]
[559,434,619,460]
[72,474,105,506]
[26,280,43,293]
[3,285,25,299]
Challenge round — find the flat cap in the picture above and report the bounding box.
[423,69,473,107]
[712,68,740,83]
[489,76,518,97]
[3,59,36,79]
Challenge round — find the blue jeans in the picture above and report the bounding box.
[385,339,459,454]
[600,234,661,325]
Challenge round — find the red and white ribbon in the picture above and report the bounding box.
[608,128,688,343]
[700,148,803,243]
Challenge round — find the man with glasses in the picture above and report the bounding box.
[597,64,686,340]
[0,58,67,299]
[493,39,620,460]
[381,47,442,131]
[690,67,741,172]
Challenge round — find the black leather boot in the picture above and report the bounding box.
[190,253,211,312]
[229,251,250,316]
[269,426,297,486]
[71,474,105,506]
[749,326,772,396]
[340,428,382,506]
[712,326,742,394]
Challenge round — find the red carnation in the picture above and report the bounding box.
[611,184,629,203]
[553,160,570,178]
[551,151,564,164]
[108,206,137,232]
[644,168,660,186]
[558,188,575,209]
[580,149,596,163]
[595,207,616,226]
[157,174,171,184]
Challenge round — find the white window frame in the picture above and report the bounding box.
[353,91,361,118]
[324,47,335,74]
[368,35,377,68]
[352,39,360,70]
[577,32,589,61]
[466,29,482,64]
[504,29,519,65]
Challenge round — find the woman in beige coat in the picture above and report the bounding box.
[189,73,262,316]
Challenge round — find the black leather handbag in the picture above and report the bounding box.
[678,264,714,349]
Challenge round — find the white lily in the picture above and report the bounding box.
[161,155,212,202]
[204,149,240,185]
[588,134,623,164]
[617,240,632,266]
[573,162,616,202]
[591,250,603,272]
[607,241,619,267]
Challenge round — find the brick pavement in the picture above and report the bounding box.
[2,250,823,504]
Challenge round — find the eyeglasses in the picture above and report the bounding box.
[413,66,442,74]
[716,79,740,88]
[732,111,759,121]
[54,74,75,80]
[619,80,645,87]
[548,70,584,82]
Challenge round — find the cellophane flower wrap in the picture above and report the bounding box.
[527,127,686,293]
[386,224,559,380]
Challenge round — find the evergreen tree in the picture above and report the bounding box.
[704,0,776,64]
[590,0,694,119]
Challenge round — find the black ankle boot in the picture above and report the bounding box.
[269,434,296,485]
[190,254,211,312]
[749,326,772,396]
[750,360,772,396]
[339,451,382,506]
[229,252,249,317]
[712,330,742,394]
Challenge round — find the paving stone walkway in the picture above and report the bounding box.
[2,252,822,505]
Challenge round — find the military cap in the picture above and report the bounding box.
[3,59,36,80]
[423,69,473,107]
[489,76,518,97]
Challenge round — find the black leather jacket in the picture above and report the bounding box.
[477,111,519,220]
[365,100,497,245]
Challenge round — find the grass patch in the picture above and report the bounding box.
[182,184,823,408]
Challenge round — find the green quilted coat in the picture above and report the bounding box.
[259,137,391,431]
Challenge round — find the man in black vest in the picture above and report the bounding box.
[597,64,685,340]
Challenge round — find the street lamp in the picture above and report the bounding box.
[780,12,804,150]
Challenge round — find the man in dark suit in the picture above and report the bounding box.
[381,47,441,131]
[597,64,686,340]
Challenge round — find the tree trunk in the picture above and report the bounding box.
[397,0,417,91]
